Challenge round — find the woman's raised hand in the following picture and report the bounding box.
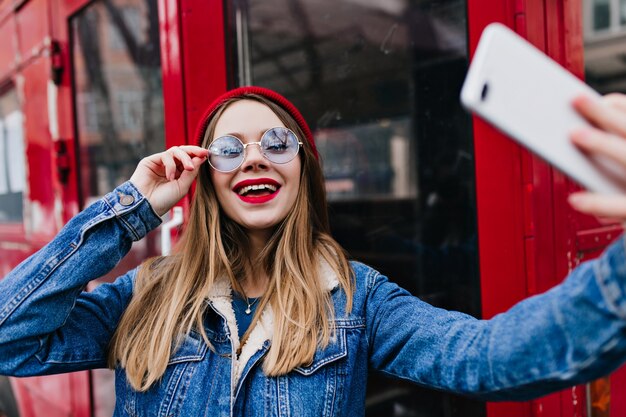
[568,93,626,222]
[129,146,209,216]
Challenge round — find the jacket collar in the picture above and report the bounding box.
[206,258,339,385]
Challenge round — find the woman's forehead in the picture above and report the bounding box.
[213,100,285,138]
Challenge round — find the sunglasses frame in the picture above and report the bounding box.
[207,127,303,173]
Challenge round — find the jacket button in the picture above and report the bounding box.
[119,194,135,206]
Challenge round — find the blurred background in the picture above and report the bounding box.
[0,0,625,416]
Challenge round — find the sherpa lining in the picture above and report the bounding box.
[206,259,340,387]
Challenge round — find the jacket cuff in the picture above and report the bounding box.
[594,234,626,321]
[102,181,162,241]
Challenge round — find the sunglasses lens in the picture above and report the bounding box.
[262,127,300,164]
[208,136,244,172]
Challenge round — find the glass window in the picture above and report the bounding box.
[585,0,626,94]
[71,0,165,205]
[108,6,144,50]
[227,0,482,415]
[0,88,26,223]
[593,0,611,30]
[70,1,164,415]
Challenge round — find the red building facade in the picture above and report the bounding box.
[0,0,624,415]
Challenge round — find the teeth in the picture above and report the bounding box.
[237,184,278,195]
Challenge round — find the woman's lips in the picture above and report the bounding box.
[237,190,280,204]
[233,178,281,204]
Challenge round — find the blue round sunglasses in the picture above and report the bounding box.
[207,127,303,172]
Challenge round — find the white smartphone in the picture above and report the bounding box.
[461,23,626,194]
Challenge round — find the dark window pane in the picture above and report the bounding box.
[0,88,25,223]
[594,0,611,31]
[227,0,483,415]
[621,0,626,25]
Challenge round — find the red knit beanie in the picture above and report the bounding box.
[194,86,318,159]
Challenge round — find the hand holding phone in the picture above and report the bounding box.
[461,23,626,195]
[567,94,626,219]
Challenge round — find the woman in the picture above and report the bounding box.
[1,86,626,416]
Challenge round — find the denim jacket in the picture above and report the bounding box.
[2,181,626,417]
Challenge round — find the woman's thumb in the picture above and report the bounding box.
[178,156,207,186]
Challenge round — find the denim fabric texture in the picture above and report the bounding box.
[1,181,626,417]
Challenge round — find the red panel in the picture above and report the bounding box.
[181,0,227,140]
[69,371,91,417]
[612,368,626,415]
[562,0,584,79]
[158,0,187,149]
[534,392,563,417]
[467,1,581,417]
[523,0,545,49]
[176,0,227,213]
[11,378,36,417]
[12,375,78,417]
[0,17,17,81]
[48,0,85,224]
[0,242,32,278]
[16,0,49,63]
[22,57,61,242]
[468,2,528,417]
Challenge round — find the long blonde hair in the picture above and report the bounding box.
[108,94,354,391]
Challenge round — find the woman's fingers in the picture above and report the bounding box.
[568,192,626,218]
[603,93,626,113]
[569,93,626,220]
[176,155,207,187]
[160,151,178,181]
[572,95,626,138]
[161,146,209,181]
[130,147,208,216]
[570,127,626,167]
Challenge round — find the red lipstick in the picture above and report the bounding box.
[233,178,281,204]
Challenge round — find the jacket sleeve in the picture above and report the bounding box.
[0,181,162,376]
[365,235,626,401]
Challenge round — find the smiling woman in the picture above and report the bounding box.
[3,86,626,417]
[208,99,303,234]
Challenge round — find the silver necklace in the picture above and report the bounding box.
[241,291,260,315]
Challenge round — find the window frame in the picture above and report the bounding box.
[0,81,27,240]
[585,0,626,40]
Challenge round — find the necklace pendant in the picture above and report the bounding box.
[245,307,252,315]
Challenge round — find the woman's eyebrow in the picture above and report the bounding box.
[217,130,274,140]
[219,132,243,138]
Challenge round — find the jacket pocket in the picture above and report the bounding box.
[278,328,348,417]
[168,329,209,365]
[123,330,209,417]
[293,327,348,375]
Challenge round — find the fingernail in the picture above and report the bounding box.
[571,128,593,143]
[574,95,590,104]
[568,194,586,208]
[568,194,581,204]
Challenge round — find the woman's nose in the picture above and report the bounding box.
[241,143,269,171]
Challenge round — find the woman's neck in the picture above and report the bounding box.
[247,228,271,259]
[241,228,272,297]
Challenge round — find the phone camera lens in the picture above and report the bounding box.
[481,82,489,101]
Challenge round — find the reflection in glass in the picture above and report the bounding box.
[228,0,482,415]
[621,0,626,24]
[71,2,165,415]
[71,0,164,205]
[0,89,25,223]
